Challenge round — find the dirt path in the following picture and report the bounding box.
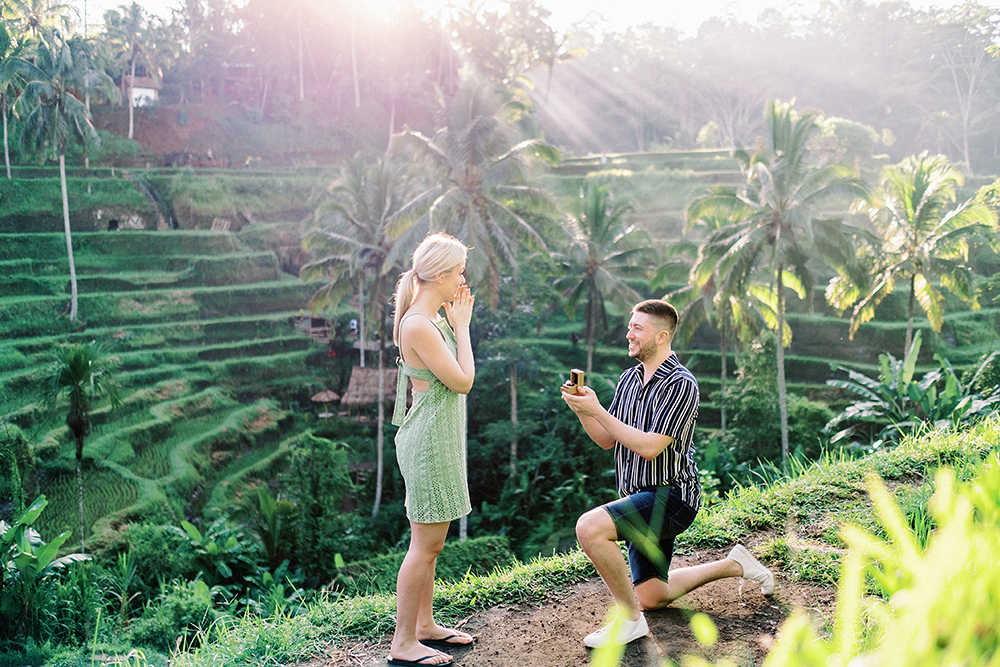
[317,548,836,667]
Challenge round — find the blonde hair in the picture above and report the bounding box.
[393,233,468,345]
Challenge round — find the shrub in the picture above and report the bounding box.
[116,524,198,603]
[692,452,1000,667]
[128,579,223,652]
[285,434,353,586]
[722,335,833,464]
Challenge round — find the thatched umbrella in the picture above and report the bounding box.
[311,389,340,418]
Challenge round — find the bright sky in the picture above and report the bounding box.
[74,0,1000,37]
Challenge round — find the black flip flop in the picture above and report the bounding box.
[387,655,453,667]
[420,633,474,649]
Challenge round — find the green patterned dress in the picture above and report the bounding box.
[392,315,471,524]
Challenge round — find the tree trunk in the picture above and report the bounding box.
[350,12,361,109]
[60,152,79,324]
[719,322,727,436]
[358,278,366,367]
[128,58,136,139]
[371,340,385,523]
[297,9,305,102]
[3,99,11,180]
[509,362,518,477]
[905,274,916,357]
[387,92,396,154]
[776,265,789,472]
[586,288,595,375]
[76,435,85,554]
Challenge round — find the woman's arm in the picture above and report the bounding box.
[401,286,475,394]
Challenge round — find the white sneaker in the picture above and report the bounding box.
[583,613,649,648]
[728,544,774,594]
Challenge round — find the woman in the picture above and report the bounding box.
[388,233,476,667]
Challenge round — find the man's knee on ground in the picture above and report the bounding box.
[635,579,673,610]
[576,507,615,549]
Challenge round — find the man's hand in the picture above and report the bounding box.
[561,385,602,417]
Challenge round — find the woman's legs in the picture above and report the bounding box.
[391,521,452,664]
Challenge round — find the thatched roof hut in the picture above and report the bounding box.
[341,366,397,406]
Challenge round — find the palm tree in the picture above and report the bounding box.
[393,78,558,491]
[554,180,656,376]
[300,153,427,523]
[104,3,159,140]
[675,193,775,436]
[392,79,560,302]
[689,99,867,469]
[18,29,116,324]
[44,342,121,554]
[1,22,44,180]
[828,152,998,355]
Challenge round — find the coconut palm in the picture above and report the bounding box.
[675,192,777,435]
[393,78,558,490]
[103,3,160,139]
[689,99,867,469]
[44,342,121,554]
[1,22,45,180]
[828,152,998,356]
[301,153,428,522]
[554,179,656,376]
[391,78,560,303]
[18,29,116,324]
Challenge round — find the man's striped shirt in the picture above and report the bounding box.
[607,353,701,510]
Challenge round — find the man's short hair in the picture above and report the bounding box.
[633,299,679,335]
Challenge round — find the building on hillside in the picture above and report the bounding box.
[122,70,161,107]
[341,366,398,417]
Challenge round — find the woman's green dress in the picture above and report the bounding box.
[392,315,471,524]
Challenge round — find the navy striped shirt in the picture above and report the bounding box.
[607,353,701,510]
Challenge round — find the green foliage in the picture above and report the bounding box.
[165,518,256,592]
[285,434,353,586]
[116,523,197,603]
[826,331,1000,448]
[722,335,834,464]
[128,579,223,653]
[0,496,90,642]
[705,455,1000,667]
[334,535,516,597]
[0,423,31,514]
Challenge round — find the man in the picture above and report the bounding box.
[562,299,773,648]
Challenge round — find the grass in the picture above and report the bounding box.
[160,419,1000,667]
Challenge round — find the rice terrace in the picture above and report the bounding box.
[2,0,1000,666]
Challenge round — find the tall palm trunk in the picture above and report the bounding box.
[719,322,727,436]
[60,151,79,323]
[350,12,360,109]
[371,338,385,523]
[776,263,789,472]
[509,291,519,478]
[358,278,366,367]
[127,58,136,139]
[3,99,11,180]
[297,8,305,102]
[76,437,85,554]
[509,362,517,477]
[905,274,916,357]
[585,283,596,375]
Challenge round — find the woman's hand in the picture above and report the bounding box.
[444,285,475,330]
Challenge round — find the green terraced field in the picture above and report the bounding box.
[2,216,997,548]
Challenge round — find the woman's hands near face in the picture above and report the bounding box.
[444,285,474,329]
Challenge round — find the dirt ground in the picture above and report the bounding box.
[311,546,837,667]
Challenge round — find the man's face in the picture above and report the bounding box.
[626,311,664,362]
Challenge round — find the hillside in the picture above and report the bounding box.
[160,420,1000,667]
[2,223,997,552]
